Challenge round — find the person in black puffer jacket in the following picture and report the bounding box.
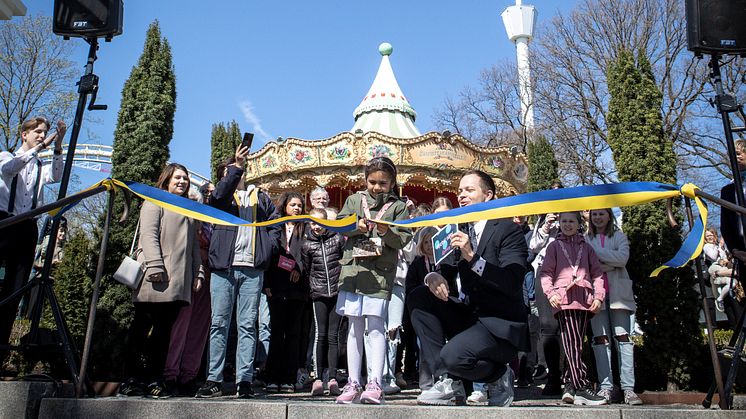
[302,207,346,396]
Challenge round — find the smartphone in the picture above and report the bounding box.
[241,132,254,151]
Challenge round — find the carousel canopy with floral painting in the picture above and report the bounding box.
[243,43,528,208]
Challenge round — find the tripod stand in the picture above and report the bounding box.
[701,54,746,410]
[0,37,107,392]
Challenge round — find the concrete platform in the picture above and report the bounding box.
[1,380,741,419]
[0,380,73,419]
[36,397,746,419]
[33,387,746,419]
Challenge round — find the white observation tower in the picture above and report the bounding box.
[501,0,538,139]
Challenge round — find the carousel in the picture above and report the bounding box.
[243,43,528,208]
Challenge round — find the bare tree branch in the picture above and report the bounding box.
[433,0,745,187]
[0,15,77,152]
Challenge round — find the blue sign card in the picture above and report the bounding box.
[431,224,458,266]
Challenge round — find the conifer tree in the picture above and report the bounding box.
[210,120,241,182]
[607,49,701,389]
[91,21,176,380]
[527,135,560,192]
[50,231,93,343]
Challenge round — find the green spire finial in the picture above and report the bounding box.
[378,42,393,56]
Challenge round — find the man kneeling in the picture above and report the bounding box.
[408,170,529,407]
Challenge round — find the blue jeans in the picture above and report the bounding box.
[590,308,635,390]
[255,293,271,367]
[207,267,264,384]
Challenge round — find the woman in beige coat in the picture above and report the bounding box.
[119,163,204,398]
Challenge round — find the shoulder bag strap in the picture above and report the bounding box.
[129,217,141,257]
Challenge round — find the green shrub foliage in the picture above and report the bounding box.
[607,49,702,389]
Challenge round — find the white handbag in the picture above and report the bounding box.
[113,219,144,290]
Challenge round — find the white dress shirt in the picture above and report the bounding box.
[455,219,488,300]
[0,146,63,216]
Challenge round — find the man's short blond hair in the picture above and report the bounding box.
[20,117,50,135]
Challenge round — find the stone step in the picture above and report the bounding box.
[0,381,74,419]
[36,397,746,419]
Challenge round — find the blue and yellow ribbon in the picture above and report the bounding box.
[50,178,358,233]
[49,178,708,277]
[379,181,706,277]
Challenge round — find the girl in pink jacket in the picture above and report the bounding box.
[539,211,606,406]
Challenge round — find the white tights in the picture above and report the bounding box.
[346,314,386,385]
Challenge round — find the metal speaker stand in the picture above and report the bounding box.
[0,37,107,393]
[700,54,746,410]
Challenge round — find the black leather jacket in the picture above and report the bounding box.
[301,229,345,299]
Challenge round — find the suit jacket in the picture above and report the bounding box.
[405,255,441,297]
[720,182,746,273]
[439,218,530,351]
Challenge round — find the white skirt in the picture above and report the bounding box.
[336,290,388,318]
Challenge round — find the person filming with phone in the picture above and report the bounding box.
[0,117,66,360]
[197,135,282,399]
[407,170,529,407]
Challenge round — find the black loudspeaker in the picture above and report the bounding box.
[687,0,746,55]
[53,0,123,41]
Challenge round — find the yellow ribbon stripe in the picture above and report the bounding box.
[50,179,708,277]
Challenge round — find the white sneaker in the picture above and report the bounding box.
[417,376,466,405]
[715,299,725,312]
[467,390,488,405]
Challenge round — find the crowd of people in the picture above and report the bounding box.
[1,117,746,407]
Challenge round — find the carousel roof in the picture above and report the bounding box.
[351,43,421,139]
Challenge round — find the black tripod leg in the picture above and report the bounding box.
[723,304,746,409]
[26,278,47,344]
[43,280,82,390]
[683,198,727,409]
[0,277,41,310]
[703,381,717,408]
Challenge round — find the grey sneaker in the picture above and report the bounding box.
[382,380,401,395]
[596,388,612,403]
[487,366,515,407]
[624,390,643,405]
[417,376,466,405]
[573,387,608,406]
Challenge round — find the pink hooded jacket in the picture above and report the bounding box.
[540,232,605,315]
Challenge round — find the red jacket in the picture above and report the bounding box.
[540,233,605,315]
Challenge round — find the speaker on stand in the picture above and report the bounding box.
[53,0,123,41]
[686,0,746,411]
[686,0,746,56]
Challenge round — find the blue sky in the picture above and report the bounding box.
[28,0,575,183]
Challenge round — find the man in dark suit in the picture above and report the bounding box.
[409,170,529,406]
[719,139,746,327]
